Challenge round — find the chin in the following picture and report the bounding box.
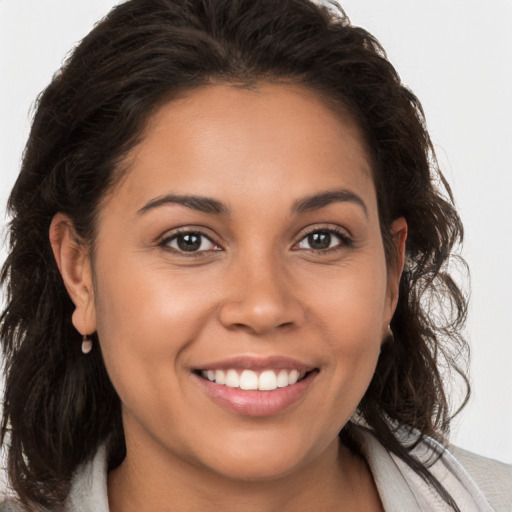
[194,428,327,483]
[210,452,307,483]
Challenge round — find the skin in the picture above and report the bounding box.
[51,83,406,512]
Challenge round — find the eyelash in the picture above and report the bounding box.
[159,226,353,255]
[293,226,353,253]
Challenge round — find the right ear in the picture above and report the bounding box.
[49,213,96,335]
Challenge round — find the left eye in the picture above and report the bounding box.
[296,230,347,251]
[164,232,219,252]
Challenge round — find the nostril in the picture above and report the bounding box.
[217,291,306,335]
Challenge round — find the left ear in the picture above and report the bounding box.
[385,217,408,319]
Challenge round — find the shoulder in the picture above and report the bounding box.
[0,444,110,512]
[352,423,512,511]
[0,499,25,512]
[447,444,512,510]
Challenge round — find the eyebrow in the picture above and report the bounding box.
[292,188,368,217]
[136,187,368,218]
[137,194,230,216]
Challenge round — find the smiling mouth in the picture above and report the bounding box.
[195,368,316,391]
[193,363,319,416]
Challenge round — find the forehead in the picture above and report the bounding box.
[110,83,376,216]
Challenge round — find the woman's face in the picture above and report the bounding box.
[66,83,405,481]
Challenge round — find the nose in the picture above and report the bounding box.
[218,255,305,335]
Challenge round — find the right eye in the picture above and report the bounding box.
[162,231,221,253]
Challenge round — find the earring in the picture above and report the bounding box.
[387,324,394,343]
[81,334,93,354]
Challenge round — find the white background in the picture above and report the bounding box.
[1,0,511,468]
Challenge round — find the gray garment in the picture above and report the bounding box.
[353,427,512,512]
[3,428,512,511]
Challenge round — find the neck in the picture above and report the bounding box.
[107,432,382,512]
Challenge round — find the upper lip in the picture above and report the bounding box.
[194,355,317,373]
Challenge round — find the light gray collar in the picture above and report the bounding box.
[65,443,110,512]
[353,426,495,512]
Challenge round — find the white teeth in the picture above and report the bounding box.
[258,370,278,390]
[225,369,239,388]
[239,370,259,390]
[276,369,289,388]
[201,368,307,390]
[288,369,299,385]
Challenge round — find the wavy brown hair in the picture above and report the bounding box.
[1,0,469,509]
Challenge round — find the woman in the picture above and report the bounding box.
[1,0,510,510]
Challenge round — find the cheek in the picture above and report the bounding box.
[304,258,389,342]
[91,260,217,405]
[94,257,213,338]
[302,256,388,395]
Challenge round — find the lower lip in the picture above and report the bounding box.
[195,371,318,417]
